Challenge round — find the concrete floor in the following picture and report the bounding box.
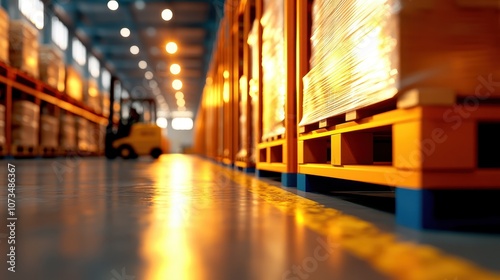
[0,155,499,280]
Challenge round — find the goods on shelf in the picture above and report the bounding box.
[0,8,9,64]
[77,117,89,151]
[0,104,5,146]
[101,91,110,117]
[86,79,102,114]
[11,101,39,147]
[261,0,285,140]
[60,114,76,150]
[66,66,83,101]
[40,114,59,148]
[300,0,500,126]
[9,20,39,79]
[39,44,66,92]
[248,19,259,161]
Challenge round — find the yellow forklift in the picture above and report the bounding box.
[105,79,169,159]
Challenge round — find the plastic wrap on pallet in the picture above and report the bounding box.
[0,8,9,64]
[248,19,259,162]
[40,115,59,148]
[300,0,500,126]
[86,79,102,114]
[236,75,249,159]
[0,104,5,145]
[12,101,39,147]
[66,66,83,101]
[9,20,39,79]
[77,117,89,151]
[60,114,76,150]
[261,0,285,140]
[39,45,66,92]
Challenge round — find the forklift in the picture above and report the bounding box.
[105,78,169,160]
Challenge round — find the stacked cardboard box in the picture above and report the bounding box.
[77,117,89,151]
[66,66,83,101]
[0,104,5,146]
[9,20,39,79]
[0,8,9,63]
[39,45,66,92]
[86,79,102,114]
[40,115,59,148]
[60,114,76,151]
[11,101,39,147]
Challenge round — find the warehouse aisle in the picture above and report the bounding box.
[0,155,499,280]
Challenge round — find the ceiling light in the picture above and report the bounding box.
[172,79,183,90]
[149,80,158,88]
[161,9,173,21]
[177,99,186,107]
[156,117,168,129]
[120,28,130,37]
[107,0,119,11]
[166,42,178,54]
[175,92,184,99]
[138,60,147,69]
[130,45,140,55]
[170,64,181,75]
[145,71,154,80]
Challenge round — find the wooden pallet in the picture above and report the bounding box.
[11,145,37,157]
[297,90,500,229]
[38,146,58,157]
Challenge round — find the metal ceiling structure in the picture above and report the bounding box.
[49,0,224,117]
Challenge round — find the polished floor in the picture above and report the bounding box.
[0,155,499,280]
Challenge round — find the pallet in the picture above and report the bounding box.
[256,136,297,187]
[234,160,256,173]
[11,145,37,157]
[38,146,58,158]
[297,91,500,229]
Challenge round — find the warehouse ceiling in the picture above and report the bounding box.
[50,0,224,117]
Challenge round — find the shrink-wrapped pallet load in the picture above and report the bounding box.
[66,66,84,101]
[39,45,66,92]
[77,117,89,151]
[9,20,39,79]
[0,8,9,64]
[60,114,76,150]
[300,0,500,126]
[261,0,285,140]
[86,79,102,114]
[40,115,59,149]
[11,101,39,147]
[0,104,5,146]
[248,20,259,162]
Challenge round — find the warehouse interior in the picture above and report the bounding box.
[1,0,500,279]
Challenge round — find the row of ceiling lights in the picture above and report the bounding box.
[106,0,186,112]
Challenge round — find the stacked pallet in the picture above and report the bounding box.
[9,20,39,79]
[39,45,66,92]
[261,0,285,140]
[39,114,59,154]
[66,66,83,101]
[11,101,39,154]
[60,114,76,152]
[0,8,9,63]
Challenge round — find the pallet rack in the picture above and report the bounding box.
[296,0,500,229]
[254,0,297,186]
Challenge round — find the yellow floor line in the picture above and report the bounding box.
[213,163,500,280]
